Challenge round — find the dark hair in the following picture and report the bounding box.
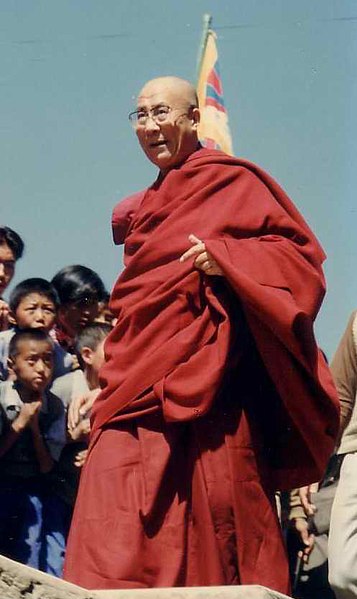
[9,328,54,359]
[75,322,111,369]
[0,226,24,260]
[51,265,106,305]
[9,278,60,313]
[98,291,111,305]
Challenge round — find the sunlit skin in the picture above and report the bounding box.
[11,293,57,331]
[67,338,106,453]
[0,242,15,296]
[179,234,223,276]
[9,339,54,398]
[80,338,106,390]
[135,77,200,174]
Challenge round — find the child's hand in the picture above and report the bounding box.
[12,401,41,433]
[74,448,88,468]
[71,355,81,371]
[68,417,90,441]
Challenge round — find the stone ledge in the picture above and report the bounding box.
[0,555,93,599]
[0,555,292,599]
[94,588,292,599]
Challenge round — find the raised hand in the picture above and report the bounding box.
[179,234,223,276]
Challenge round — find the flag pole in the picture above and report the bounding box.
[196,13,212,82]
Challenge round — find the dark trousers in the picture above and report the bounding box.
[0,480,71,576]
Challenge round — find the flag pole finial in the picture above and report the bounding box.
[195,14,234,155]
[196,14,212,81]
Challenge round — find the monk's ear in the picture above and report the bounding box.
[191,107,200,130]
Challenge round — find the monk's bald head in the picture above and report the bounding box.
[134,76,200,173]
[138,77,198,109]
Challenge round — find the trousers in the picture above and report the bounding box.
[329,453,357,598]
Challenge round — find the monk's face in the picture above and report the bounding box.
[134,78,200,173]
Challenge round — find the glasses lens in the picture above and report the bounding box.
[128,106,172,127]
[128,112,138,126]
[153,106,170,122]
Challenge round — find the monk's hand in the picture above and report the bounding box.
[179,234,223,276]
[68,389,100,431]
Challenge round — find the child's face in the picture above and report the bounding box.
[59,298,99,336]
[15,293,56,331]
[95,302,116,326]
[10,339,54,393]
[90,339,106,375]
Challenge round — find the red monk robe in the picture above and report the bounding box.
[64,148,339,593]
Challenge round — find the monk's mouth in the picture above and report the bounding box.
[149,141,168,148]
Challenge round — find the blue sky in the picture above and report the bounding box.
[1,0,357,357]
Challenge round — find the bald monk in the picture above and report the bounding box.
[64,76,339,593]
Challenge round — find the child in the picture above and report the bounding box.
[0,329,66,575]
[95,292,117,327]
[51,322,112,508]
[75,321,112,391]
[0,278,73,381]
[51,265,106,355]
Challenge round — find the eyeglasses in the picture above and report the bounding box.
[128,104,194,128]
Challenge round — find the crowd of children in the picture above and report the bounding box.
[0,225,114,577]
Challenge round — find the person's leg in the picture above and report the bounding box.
[41,494,71,577]
[329,453,357,599]
[0,487,23,558]
[15,491,42,568]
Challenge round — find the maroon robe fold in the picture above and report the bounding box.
[64,148,339,592]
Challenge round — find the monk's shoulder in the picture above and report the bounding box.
[185,147,273,185]
[112,190,147,245]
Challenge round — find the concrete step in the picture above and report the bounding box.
[0,554,292,599]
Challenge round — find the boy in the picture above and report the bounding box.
[51,265,106,355]
[0,278,73,381]
[75,321,111,392]
[95,292,116,327]
[51,322,112,506]
[0,329,66,574]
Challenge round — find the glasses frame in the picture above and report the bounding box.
[128,104,196,129]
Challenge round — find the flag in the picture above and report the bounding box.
[197,28,233,155]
